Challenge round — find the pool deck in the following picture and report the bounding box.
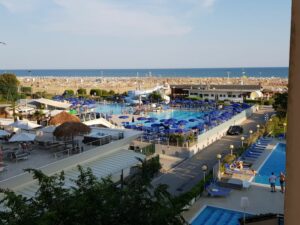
[184,139,286,223]
[183,184,284,223]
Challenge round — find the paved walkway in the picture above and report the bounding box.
[152,106,274,196]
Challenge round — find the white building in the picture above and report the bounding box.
[184,84,263,102]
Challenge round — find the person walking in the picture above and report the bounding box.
[269,172,277,192]
[279,172,286,193]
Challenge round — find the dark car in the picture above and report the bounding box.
[227,125,243,135]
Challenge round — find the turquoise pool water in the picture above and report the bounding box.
[254,143,286,186]
[191,206,246,225]
[95,103,131,115]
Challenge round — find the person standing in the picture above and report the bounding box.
[279,172,286,193]
[269,172,277,192]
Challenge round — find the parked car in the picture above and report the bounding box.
[227,126,243,135]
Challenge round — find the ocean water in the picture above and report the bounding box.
[0,67,288,78]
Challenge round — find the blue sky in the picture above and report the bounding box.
[0,0,291,69]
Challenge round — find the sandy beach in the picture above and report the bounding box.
[18,76,288,95]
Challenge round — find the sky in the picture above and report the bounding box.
[0,0,292,69]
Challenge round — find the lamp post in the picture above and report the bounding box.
[256,124,260,132]
[241,196,249,225]
[249,129,253,137]
[201,164,208,185]
[241,136,245,148]
[230,144,234,156]
[216,154,222,180]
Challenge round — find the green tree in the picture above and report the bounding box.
[149,91,163,103]
[272,92,288,118]
[90,89,101,96]
[0,73,20,121]
[77,88,87,95]
[0,166,186,225]
[20,86,32,96]
[63,89,74,96]
[0,73,20,101]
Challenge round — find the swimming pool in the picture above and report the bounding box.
[191,206,246,225]
[95,103,131,115]
[254,143,286,186]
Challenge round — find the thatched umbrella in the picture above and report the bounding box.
[53,122,91,149]
[49,111,80,125]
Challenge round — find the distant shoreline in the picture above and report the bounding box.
[0,67,289,78]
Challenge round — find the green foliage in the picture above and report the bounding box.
[272,93,288,118]
[139,143,155,156]
[0,73,20,101]
[90,89,101,96]
[77,88,87,95]
[186,96,202,101]
[149,91,163,102]
[0,165,186,225]
[265,116,287,137]
[169,134,185,146]
[64,89,74,96]
[20,86,32,95]
[32,91,47,99]
[223,154,236,165]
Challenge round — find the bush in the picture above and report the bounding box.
[223,154,236,164]
[64,89,74,96]
[21,86,32,95]
[77,88,87,95]
[90,89,102,96]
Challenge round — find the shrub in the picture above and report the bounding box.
[64,89,74,96]
[21,86,32,95]
[90,89,101,96]
[223,154,236,165]
[77,88,87,95]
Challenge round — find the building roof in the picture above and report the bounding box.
[13,150,145,198]
[28,98,71,109]
[172,84,262,91]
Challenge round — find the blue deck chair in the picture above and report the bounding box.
[206,184,232,197]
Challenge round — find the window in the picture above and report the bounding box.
[232,95,236,98]
[211,94,214,97]
[204,94,209,97]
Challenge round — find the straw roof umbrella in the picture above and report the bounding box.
[49,111,80,125]
[53,122,91,149]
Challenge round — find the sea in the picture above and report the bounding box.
[0,67,288,78]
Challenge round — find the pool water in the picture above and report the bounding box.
[254,143,286,186]
[95,103,131,115]
[191,206,246,225]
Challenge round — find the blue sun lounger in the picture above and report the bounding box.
[206,184,232,197]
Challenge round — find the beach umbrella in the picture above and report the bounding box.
[148,117,158,121]
[41,125,57,133]
[160,119,167,122]
[54,122,91,148]
[137,117,147,121]
[178,120,188,124]
[118,115,129,119]
[9,132,36,142]
[9,120,41,130]
[188,118,198,122]
[151,123,161,127]
[49,111,80,125]
[0,130,10,137]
